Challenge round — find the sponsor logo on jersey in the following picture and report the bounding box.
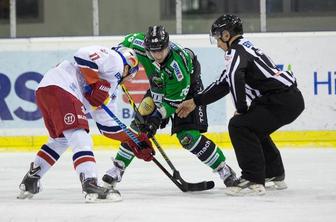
[99,85,110,92]
[198,106,204,123]
[242,41,253,48]
[64,113,76,125]
[115,72,122,82]
[151,76,164,89]
[69,82,77,92]
[77,114,87,120]
[180,135,193,146]
[170,61,184,81]
[196,140,211,158]
[164,67,174,80]
[133,39,144,48]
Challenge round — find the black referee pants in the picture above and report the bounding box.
[228,87,305,184]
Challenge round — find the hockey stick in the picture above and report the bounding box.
[84,86,187,191]
[120,84,215,192]
[99,103,187,192]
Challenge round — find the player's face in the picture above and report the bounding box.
[217,31,230,51]
[149,47,169,63]
[217,38,229,51]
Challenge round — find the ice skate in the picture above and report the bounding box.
[102,158,125,189]
[224,177,266,196]
[80,173,122,203]
[215,162,238,187]
[265,174,287,190]
[17,162,41,199]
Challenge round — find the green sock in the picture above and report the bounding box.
[115,145,135,167]
[206,147,226,170]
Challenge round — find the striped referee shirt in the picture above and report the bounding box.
[194,36,296,113]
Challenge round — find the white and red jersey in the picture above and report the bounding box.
[37,45,125,127]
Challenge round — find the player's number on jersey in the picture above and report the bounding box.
[180,86,190,97]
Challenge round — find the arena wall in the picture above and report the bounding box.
[0,32,335,151]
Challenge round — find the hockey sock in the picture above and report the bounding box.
[34,137,68,177]
[63,129,97,179]
[96,120,137,168]
[115,143,135,168]
[177,130,226,170]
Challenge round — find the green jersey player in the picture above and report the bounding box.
[102,26,237,189]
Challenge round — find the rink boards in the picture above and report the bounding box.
[0,131,335,151]
[0,33,335,150]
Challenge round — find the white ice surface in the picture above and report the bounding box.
[1,148,336,222]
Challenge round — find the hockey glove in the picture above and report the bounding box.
[159,118,170,129]
[140,110,162,138]
[125,133,155,161]
[84,79,111,107]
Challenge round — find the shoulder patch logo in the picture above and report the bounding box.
[170,61,184,81]
[64,113,76,125]
[242,40,253,48]
[133,39,144,48]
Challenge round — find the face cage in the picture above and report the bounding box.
[209,30,222,45]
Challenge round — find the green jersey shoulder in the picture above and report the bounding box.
[158,43,194,117]
[121,33,147,56]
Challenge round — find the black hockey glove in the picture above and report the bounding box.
[141,110,162,138]
[159,118,170,129]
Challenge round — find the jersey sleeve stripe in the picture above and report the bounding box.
[227,52,240,105]
[254,59,278,76]
[72,151,95,161]
[201,81,216,94]
[74,56,98,70]
[279,73,295,85]
[201,69,226,94]
[255,62,293,86]
[96,123,122,133]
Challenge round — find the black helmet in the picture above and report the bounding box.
[144,25,169,52]
[210,14,243,39]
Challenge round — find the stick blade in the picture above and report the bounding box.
[184,180,215,192]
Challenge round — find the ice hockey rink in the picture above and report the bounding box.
[1,148,335,222]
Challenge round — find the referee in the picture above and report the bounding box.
[176,14,304,195]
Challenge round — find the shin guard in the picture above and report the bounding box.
[177,130,226,170]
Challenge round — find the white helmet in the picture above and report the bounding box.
[115,46,139,78]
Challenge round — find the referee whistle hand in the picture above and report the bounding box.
[176,99,196,118]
